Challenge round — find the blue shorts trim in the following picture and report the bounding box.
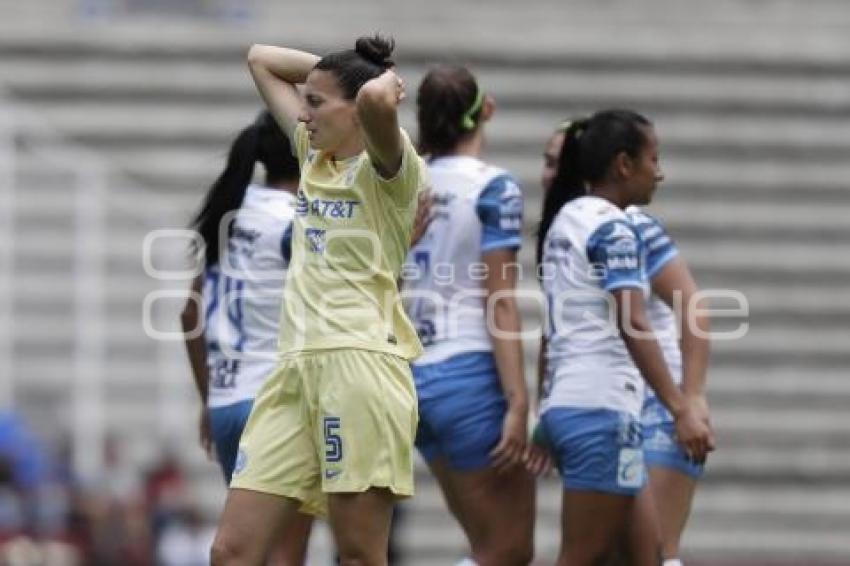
[413,351,506,472]
[542,407,646,496]
[642,397,704,478]
[209,400,254,483]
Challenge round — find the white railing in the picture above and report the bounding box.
[0,91,191,483]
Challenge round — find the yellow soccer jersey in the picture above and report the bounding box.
[278,123,426,360]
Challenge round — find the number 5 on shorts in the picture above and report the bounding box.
[324,417,343,463]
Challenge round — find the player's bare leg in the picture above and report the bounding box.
[440,466,535,566]
[557,490,632,566]
[328,488,396,566]
[211,488,303,566]
[266,513,314,566]
[648,467,697,561]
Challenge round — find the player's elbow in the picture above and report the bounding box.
[617,308,652,339]
[246,44,270,69]
[355,81,395,115]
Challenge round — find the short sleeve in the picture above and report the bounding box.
[586,220,644,291]
[475,174,523,253]
[372,127,427,208]
[631,212,678,278]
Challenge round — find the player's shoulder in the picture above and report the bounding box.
[625,205,663,229]
[625,205,672,245]
[558,196,628,232]
[477,161,517,190]
[246,185,297,215]
[237,186,297,243]
[432,156,511,188]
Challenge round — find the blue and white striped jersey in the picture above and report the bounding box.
[540,196,649,417]
[402,155,523,366]
[204,185,295,408]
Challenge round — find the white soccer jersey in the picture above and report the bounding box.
[627,206,683,387]
[540,196,649,417]
[203,185,295,408]
[402,155,523,365]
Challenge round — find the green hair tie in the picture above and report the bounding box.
[460,88,484,131]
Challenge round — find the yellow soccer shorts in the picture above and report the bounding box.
[229,348,418,517]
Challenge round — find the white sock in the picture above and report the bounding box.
[455,559,479,566]
[662,559,683,566]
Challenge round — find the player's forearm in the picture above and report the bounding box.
[181,293,209,403]
[490,299,529,412]
[616,296,684,417]
[185,336,210,404]
[357,71,404,178]
[247,44,319,85]
[622,328,685,418]
[357,71,401,111]
[182,320,210,404]
[681,294,711,397]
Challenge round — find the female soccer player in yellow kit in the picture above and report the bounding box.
[210,35,427,566]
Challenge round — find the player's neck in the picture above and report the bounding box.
[329,134,364,162]
[452,133,484,158]
[589,186,628,210]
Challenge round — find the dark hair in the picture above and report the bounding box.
[314,34,395,100]
[416,64,482,157]
[191,111,299,268]
[536,109,652,266]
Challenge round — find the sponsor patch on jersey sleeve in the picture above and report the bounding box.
[476,174,523,252]
[628,211,679,277]
[586,220,645,291]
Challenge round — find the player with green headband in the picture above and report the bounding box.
[403,64,535,565]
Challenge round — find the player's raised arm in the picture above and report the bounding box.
[247,44,318,139]
[357,67,405,179]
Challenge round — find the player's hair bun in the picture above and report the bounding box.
[355,34,395,69]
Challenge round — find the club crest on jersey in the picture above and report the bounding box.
[306,228,327,253]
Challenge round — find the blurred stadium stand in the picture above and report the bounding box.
[1,0,849,563]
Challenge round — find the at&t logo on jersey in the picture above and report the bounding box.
[295,190,361,219]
